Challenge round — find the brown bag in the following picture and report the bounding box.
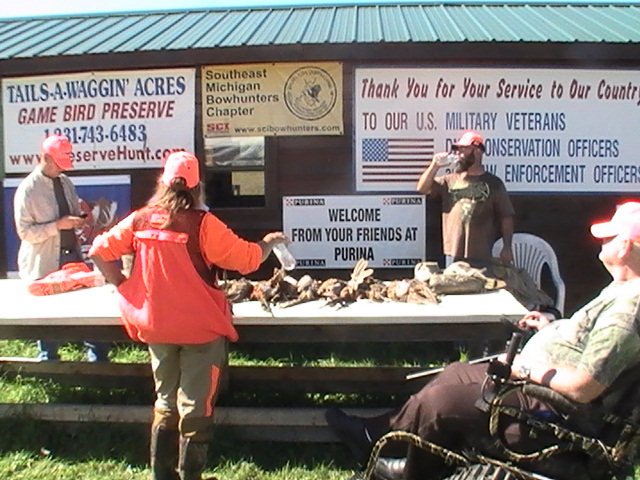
[427,261,506,295]
[428,273,486,295]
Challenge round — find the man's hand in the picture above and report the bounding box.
[417,152,452,195]
[56,215,85,230]
[431,151,454,169]
[499,245,514,264]
[497,352,522,368]
[518,311,551,331]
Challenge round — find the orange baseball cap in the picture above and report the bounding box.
[591,201,640,242]
[42,134,73,170]
[453,130,485,152]
[162,151,200,189]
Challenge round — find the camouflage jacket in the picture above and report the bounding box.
[520,278,640,387]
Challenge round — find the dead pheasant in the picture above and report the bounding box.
[365,278,388,302]
[387,279,438,304]
[279,275,321,308]
[317,277,348,303]
[251,268,300,312]
[326,259,374,307]
[220,278,254,303]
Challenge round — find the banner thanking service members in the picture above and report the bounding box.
[355,67,640,193]
[202,63,343,137]
[283,195,425,269]
[3,69,195,173]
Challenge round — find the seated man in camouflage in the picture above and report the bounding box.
[326,202,640,480]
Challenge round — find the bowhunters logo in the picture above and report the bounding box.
[283,66,337,121]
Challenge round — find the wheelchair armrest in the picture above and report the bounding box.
[519,383,607,436]
[520,383,582,416]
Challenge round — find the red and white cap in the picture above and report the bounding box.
[161,151,200,189]
[591,202,640,242]
[453,130,485,152]
[42,134,73,170]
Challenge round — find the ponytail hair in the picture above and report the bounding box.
[148,176,202,221]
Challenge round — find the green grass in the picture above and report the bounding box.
[0,419,355,480]
[6,339,634,480]
[229,341,459,367]
[0,339,434,479]
[1,339,458,367]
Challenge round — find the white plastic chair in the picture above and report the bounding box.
[492,233,565,315]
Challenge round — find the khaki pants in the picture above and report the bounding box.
[149,337,227,441]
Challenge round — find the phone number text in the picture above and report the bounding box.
[45,124,148,144]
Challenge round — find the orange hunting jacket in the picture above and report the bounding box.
[89,207,262,344]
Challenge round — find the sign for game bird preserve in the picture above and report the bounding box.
[3,69,195,173]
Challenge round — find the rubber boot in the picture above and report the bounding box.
[178,436,209,480]
[150,425,180,480]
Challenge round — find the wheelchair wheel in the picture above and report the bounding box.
[441,464,519,480]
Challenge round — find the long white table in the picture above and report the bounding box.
[0,279,530,439]
[0,279,528,344]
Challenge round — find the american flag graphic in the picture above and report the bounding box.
[361,138,434,183]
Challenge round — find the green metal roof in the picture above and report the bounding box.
[0,2,638,60]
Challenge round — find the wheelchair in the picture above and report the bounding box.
[354,333,640,480]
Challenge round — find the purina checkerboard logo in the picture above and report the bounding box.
[285,198,325,206]
[383,197,423,205]
[297,259,326,267]
[383,258,421,266]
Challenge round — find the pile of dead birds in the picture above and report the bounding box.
[220,259,506,311]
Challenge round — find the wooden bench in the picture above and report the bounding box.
[0,359,427,441]
[0,403,388,442]
[0,359,423,394]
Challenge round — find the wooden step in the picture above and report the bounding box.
[0,404,389,442]
[0,359,429,394]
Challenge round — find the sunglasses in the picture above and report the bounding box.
[450,144,478,152]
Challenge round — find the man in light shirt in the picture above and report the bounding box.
[13,134,110,362]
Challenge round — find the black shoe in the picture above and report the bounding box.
[374,457,406,480]
[325,407,372,465]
